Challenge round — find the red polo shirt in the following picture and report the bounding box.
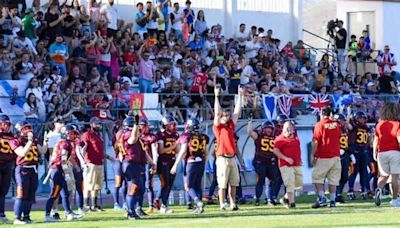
[274,134,302,167]
[313,117,341,158]
[213,121,236,157]
[375,120,400,153]
[82,129,104,165]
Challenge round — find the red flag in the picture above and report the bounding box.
[309,94,330,115]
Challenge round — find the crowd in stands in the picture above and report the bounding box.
[0,0,398,127]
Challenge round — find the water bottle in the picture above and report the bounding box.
[168,191,174,205]
[179,190,185,205]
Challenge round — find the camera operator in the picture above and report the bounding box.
[334,20,347,76]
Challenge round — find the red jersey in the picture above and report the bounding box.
[349,124,370,148]
[254,131,275,161]
[191,72,207,93]
[274,134,302,167]
[141,133,158,158]
[180,132,209,162]
[0,132,16,163]
[313,117,341,158]
[157,130,179,162]
[51,139,73,169]
[10,137,40,166]
[375,120,400,153]
[90,99,110,120]
[120,131,147,164]
[82,130,104,165]
[213,121,236,157]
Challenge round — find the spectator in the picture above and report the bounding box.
[23,92,40,134]
[49,34,69,76]
[100,0,120,38]
[45,2,65,43]
[236,23,248,50]
[25,77,46,121]
[377,45,397,75]
[183,0,195,34]
[0,49,13,80]
[156,3,166,32]
[334,20,347,76]
[13,30,37,56]
[145,1,158,37]
[170,2,183,41]
[137,43,156,93]
[15,52,36,81]
[135,3,148,39]
[194,10,208,39]
[0,6,18,46]
[22,8,37,45]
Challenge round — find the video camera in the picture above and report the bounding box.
[327,18,340,38]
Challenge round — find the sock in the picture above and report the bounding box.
[53,209,58,214]
[84,197,90,207]
[318,191,325,199]
[330,193,336,202]
[91,197,97,208]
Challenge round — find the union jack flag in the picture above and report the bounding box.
[309,94,330,115]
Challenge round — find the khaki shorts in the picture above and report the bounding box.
[84,164,104,191]
[216,156,240,188]
[377,151,400,176]
[280,166,303,192]
[312,157,341,186]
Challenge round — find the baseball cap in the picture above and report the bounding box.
[90,117,101,124]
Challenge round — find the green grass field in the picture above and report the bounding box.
[2,195,400,227]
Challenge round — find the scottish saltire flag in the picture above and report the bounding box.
[130,93,163,121]
[331,94,353,111]
[309,94,330,115]
[262,95,277,119]
[277,95,292,118]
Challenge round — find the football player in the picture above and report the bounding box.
[10,121,48,225]
[113,120,128,211]
[120,115,155,220]
[248,118,280,205]
[135,118,158,214]
[348,111,371,199]
[0,115,15,222]
[171,118,209,214]
[44,124,82,222]
[334,114,352,203]
[154,115,179,213]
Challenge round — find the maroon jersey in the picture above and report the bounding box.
[349,124,370,148]
[10,137,40,166]
[340,127,349,151]
[121,131,147,164]
[254,131,275,161]
[180,132,209,162]
[51,139,73,169]
[0,132,16,163]
[157,131,179,162]
[82,129,104,165]
[141,133,158,158]
[114,129,125,159]
[70,139,84,167]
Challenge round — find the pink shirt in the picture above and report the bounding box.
[139,59,156,81]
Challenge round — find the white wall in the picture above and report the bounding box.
[382,2,400,71]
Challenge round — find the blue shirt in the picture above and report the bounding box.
[183,8,194,24]
[156,0,169,17]
[135,12,147,31]
[188,40,203,50]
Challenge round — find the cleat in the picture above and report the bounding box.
[145,207,154,214]
[136,208,147,216]
[360,192,367,200]
[329,201,336,208]
[312,197,328,209]
[335,195,345,203]
[390,199,400,207]
[77,208,85,216]
[23,217,32,224]
[220,207,226,211]
[375,188,382,206]
[123,203,128,211]
[14,218,27,225]
[153,199,161,210]
[289,203,296,208]
[187,203,193,210]
[44,216,58,222]
[114,203,123,211]
[255,199,260,206]
[159,205,174,214]
[347,192,356,200]
[52,212,61,220]
[269,199,278,206]
[207,199,215,205]
[90,206,104,212]
[66,212,83,221]
[0,216,9,223]
[127,212,141,220]
[196,201,204,214]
